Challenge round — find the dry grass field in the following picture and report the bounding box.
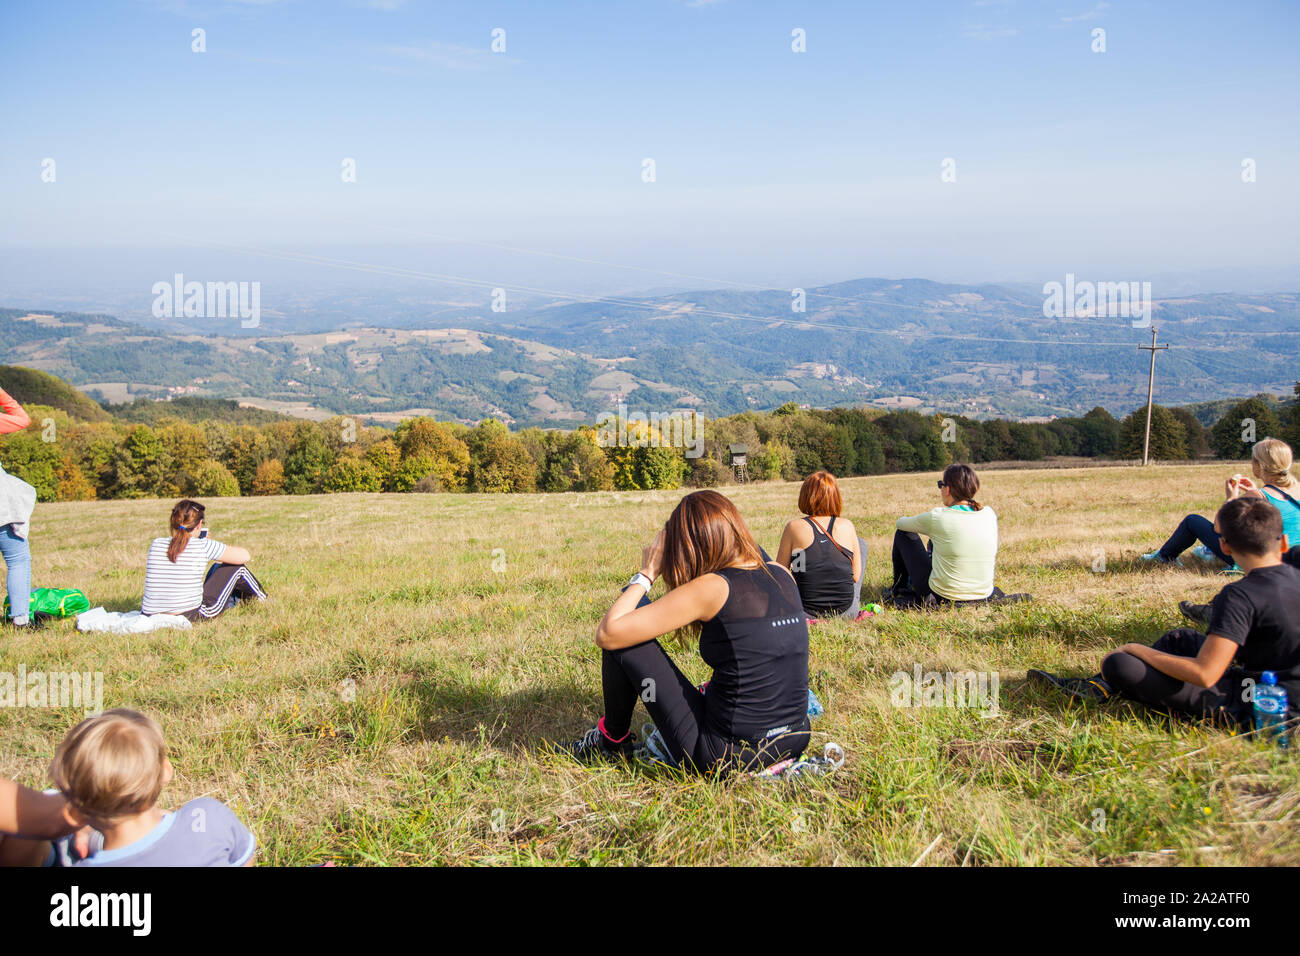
[3,462,1297,865]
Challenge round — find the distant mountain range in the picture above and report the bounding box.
[2,276,1297,428]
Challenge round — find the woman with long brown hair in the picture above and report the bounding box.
[141,499,267,620]
[554,490,810,772]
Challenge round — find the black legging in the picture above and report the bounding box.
[1101,628,1241,723]
[889,529,1011,608]
[891,530,934,600]
[601,640,809,773]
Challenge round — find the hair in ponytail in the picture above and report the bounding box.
[942,463,982,511]
[1252,438,1297,490]
[167,499,205,563]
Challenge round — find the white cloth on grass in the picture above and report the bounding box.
[76,607,192,634]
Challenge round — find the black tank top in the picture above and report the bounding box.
[789,517,854,616]
[699,564,810,741]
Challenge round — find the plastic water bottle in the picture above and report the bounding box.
[806,688,825,718]
[1253,672,1290,749]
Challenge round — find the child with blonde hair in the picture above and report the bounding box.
[50,708,255,867]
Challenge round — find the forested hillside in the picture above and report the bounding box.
[2,370,1296,503]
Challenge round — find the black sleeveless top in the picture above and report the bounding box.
[789,516,854,616]
[699,565,810,741]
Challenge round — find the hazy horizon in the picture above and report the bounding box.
[3,0,1299,311]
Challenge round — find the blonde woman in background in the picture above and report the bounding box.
[1144,438,1300,568]
[1177,439,1300,625]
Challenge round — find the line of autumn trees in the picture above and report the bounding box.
[1,387,1297,503]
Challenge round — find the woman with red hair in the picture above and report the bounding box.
[554,490,810,773]
[776,470,864,619]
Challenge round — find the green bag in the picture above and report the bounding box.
[3,587,91,619]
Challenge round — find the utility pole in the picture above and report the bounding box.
[1138,327,1169,466]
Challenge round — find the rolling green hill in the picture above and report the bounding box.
[108,396,292,426]
[0,364,112,422]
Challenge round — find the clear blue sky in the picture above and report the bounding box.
[2,0,1297,295]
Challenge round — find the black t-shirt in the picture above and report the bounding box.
[1209,563,1300,710]
[699,564,810,741]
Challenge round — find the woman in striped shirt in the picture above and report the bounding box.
[142,500,267,620]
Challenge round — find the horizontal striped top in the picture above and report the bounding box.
[141,536,227,615]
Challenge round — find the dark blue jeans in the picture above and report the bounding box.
[1159,513,1229,563]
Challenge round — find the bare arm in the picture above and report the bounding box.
[1116,634,1239,689]
[596,574,729,651]
[220,545,251,566]
[775,520,797,568]
[595,530,730,651]
[0,777,77,839]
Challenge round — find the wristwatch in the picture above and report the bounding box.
[627,572,654,592]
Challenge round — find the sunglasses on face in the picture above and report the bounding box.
[936,481,946,489]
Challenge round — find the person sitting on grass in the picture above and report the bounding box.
[1142,438,1300,569]
[142,499,266,621]
[553,490,810,773]
[49,708,257,866]
[1180,540,1300,627]
[885,463,1013,608]
[776,470,865,620]
[0,777,84,866]
[1030,497,1299,727]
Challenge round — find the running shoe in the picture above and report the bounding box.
[636,723,679,768]
[1179,601,1212,627]
[552,724,637,764]
[753,742,846,781]
[1191,544,1220,563]
[1026,669,1113,702]
[1140,551,1182,567]
[5,612,50,631]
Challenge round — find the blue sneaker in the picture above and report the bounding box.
[1191,544,1219,563]
[636,723,680,768]
[1140,551,1182,567]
